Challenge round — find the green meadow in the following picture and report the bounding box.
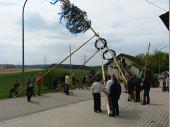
[0,68,91,99]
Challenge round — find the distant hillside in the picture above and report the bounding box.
[50,64,100,70]
[0,64,15,68]
[15,64,100,70]
[15,64,47,68]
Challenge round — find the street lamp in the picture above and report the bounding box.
[22,0,28,86]
[158,46,168,76]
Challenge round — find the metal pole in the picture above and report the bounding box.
[22,0,28,86]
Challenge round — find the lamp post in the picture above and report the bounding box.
[22,0,28,86]
[158,46,168,76]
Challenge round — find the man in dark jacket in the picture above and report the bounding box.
[110,75,121,117]
[142,69,151,105]
[26,76,33,102]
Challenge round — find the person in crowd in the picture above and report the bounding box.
[60,75,65,93]
[9,80,20,98]
[127,75,134,101]
[135,77,142,102]
[51,77,58,93]
[30,74,36,96]
[80,76,86,89]
[142,69,152,105]
[165,74,169,92]
[64,74,71,95]
[85,74,90,89]
[36,75,43,96]
[109,74,121,117]
[91,77,102,113]
[26,76,33,102]
[162,76,166,92]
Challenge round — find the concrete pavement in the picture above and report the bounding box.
[0,88,169,127]
[0,90,92,122]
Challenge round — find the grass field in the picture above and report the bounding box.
[0,68,43,74]
[0,68,91,99]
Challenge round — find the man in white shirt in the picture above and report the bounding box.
[106,75,113,94]
[91,77,102,113]
[64,75,71,95]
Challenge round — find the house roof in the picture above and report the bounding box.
[117,53,144,66]
[105,53,144,67]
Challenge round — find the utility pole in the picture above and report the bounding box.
[83,55,88,66]
[82,55,88,66]
[43,56,47,68]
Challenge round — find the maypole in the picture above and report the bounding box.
[50,0,127,84]
[50,0,128,115]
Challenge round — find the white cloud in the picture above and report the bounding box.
[0,0,169,65]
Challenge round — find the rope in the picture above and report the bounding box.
[145,0,167,12]
[14,35,96,98]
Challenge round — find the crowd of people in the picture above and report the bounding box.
[8,72,93,100]
[9,74,43,102]
[91,74,121,117]
[9,68,168,118]
[91,68,158,117]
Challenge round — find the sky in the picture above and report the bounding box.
[0,0,169,66]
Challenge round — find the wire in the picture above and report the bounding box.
[145,0,167,12]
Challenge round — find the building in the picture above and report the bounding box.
[106,53,144,82]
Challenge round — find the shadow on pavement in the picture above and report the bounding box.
[29,101,40,105]
[99,109,141,120]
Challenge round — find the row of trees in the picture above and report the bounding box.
[136,51,169,74]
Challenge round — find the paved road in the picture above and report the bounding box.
[0,88,169,127]
[0,90,92,122]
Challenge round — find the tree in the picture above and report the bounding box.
[136,51,169,74]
